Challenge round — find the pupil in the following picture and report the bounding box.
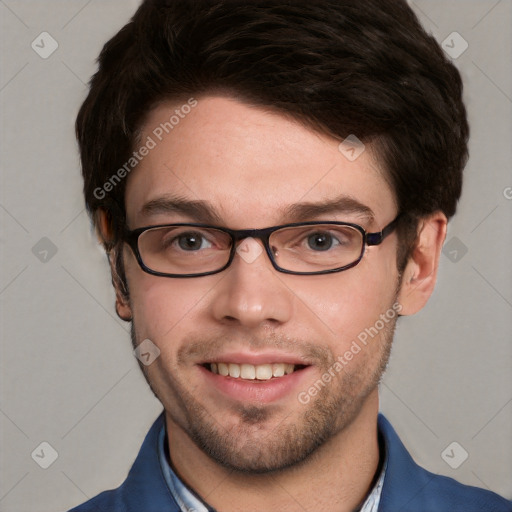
[308,233,332,251]
[179,234,202,250]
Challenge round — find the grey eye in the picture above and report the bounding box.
[175,232,210,251]
[307,232,335,251]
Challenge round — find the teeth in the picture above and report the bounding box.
[217,362,229,376]
[255,364,272,380]
[272,363,285,377]
[228,363,240,378]
[240,364,256,379]
[284,363,294,375]
[209,362,296,380]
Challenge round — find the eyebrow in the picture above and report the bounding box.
[139,195,223,224]
[281,196,375,224]
[138,194,375,225]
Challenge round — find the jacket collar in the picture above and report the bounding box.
[118,412,434,511]
[377,414,440,511]
[118,413,180,510]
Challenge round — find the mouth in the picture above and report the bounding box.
[202,362,309,381]
[198,356,313,404]
[197,350,314,403]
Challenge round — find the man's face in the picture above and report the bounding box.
[122,96,401,472]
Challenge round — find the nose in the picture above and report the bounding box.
[210,238,294,328]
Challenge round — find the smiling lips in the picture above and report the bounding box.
[200,355,312,403]
[209,362,301,380]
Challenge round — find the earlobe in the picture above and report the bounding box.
[397,212,447,316]
[98,209,133,322]
[113,267,133,321]
[115,295,133,321]
[96,208,114,247]
[109,250,133,322]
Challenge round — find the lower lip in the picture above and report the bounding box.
[198,365,314,404]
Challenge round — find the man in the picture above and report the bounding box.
[70,0,511,510]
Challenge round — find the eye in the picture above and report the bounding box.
[173,232,213,251]
[306,232,339,251]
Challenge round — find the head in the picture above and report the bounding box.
[76,0,468,473]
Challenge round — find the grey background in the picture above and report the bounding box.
[0,1,511,511]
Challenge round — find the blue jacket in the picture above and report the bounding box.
[69,413,511,511]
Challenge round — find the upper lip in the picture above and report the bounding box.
[200,351,311,366]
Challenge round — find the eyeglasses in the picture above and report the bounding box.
[122,215,401,278]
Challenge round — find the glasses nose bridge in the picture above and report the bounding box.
[230,228,275,268]
[230,227,274,245]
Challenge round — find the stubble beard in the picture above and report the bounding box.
[131,314,396,474]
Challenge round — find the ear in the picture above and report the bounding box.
[96,207,114,247]
[397,212,447,316]
[97,209,133,322]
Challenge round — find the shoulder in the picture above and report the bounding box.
[68,489,123,512]
[67,413,181,512]
[410,471,512,512]
[377,414,512,512]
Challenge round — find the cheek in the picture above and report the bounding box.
[128,268,220,343]
[290,260,398,349]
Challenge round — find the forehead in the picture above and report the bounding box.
[124,96,396,227]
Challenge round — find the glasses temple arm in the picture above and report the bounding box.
[366,214,402,246]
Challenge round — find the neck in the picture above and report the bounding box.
[166,391,381,512]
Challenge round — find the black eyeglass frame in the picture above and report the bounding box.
[122,215,402,278]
